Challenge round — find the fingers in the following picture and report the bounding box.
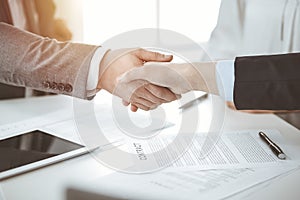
[123,100,139,112]
[135,49,173,62]
[122,100,130,106]
[130,105,138,112]
[136,86,166,104]
[145,84,178,102]
[124,84,179,112]
[131,102,151,111]
[122,100,139,112]
[130,87,162,111]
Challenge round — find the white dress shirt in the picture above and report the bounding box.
[216,60,235,101]
[86,47,109,97]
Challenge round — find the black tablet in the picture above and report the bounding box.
[0,129,89,180]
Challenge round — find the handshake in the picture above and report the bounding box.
[98,48,219,111]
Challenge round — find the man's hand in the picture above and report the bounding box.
[97,48,179,111]
[121,83,180,112]
[118,61,219,96]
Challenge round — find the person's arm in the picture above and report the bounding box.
[119,53,300,110]
[0,22,96,99]
[216,60,295,113]
[213,53,300,110]
[234,53,300,110]
[117,61,220,96]
[218,54,300,111]
[0,22,178,110]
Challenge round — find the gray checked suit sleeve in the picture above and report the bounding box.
[0,22,99,99]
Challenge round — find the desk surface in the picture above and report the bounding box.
[0,93,300,200]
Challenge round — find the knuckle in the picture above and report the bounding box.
[153,102,161,108]
[153,52,162,58]
[129,94,137,102]
[155,88,164,98]
[163,89,177,101]
[144,93,156,103]
[166,92,176,101]
[136,48,145,54]
[140,106,149,111]
[148,84,160,94]
[151,106,158,110]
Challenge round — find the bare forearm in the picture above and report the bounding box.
[184,62,219,95]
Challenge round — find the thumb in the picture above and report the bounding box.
[135,49,173,62]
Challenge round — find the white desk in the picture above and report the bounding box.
[0,94,300,200]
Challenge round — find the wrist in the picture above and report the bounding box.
[187,62,219,95]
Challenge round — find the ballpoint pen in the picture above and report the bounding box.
[259,131,286,160]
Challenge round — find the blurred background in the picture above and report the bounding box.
[53,0,221,44]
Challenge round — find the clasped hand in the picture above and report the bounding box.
[97,48,180,112]
[117,61,219,110]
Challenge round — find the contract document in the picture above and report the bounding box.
[134,167,298,199]
[121,129,298,171]
[75,165,298,200]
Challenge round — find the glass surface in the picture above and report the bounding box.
[0,130,83,173]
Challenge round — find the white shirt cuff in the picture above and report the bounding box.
[215,60,235,101]
[86,47,109,95]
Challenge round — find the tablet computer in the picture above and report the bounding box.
[0,129,92,180]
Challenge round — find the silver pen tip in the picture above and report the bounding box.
[278,153,286,160]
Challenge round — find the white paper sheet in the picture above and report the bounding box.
[128,166,298,199]
[120,129,299,171]
[81,165,298,200]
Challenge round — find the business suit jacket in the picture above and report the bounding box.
[0,22,98,99]
[0,0,91,99]
[234,53,300,110]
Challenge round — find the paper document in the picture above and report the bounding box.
[131,166,298,199]
[81,165,298,200]
[121,129,298,171]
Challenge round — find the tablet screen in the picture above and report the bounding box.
[0,130,83,173]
